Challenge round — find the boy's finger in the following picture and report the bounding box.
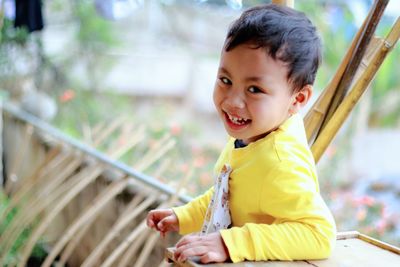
[147,220,155,228]
[176,233,199,248]
[146,213,157,228]
[157,215,174,231]
[176,245,207,262]
[146,212,155,226]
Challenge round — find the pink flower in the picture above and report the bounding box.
[376,219,387,235]
[353,195,376,207]
[60,89,75,103]
[170,123,182,136]
[194,156,206,168]
[356,208,367,221]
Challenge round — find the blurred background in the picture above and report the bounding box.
[1,0,399,248]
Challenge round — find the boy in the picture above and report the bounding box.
[147,4,336,264]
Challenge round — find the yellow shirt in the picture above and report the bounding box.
[173,114,336,262]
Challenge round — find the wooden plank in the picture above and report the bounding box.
[164,248,310,266]
[312,238,400,267]
[165,232,400,267]
[357,233,400,255]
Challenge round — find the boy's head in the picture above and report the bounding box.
[213,4,321,144]
[225,4,321,93]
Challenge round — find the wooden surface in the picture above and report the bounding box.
[165,232,400,267]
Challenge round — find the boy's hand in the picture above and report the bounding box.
[174,232,229,263]
[146,208,179,235]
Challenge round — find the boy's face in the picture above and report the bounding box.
[213,44,303,144]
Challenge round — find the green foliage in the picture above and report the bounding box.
[74,1,118,51]
[0,18,30,80]
[0,191,47,265]
[0,18,29,45]
[70,0,119,91]
[370,42,400,127]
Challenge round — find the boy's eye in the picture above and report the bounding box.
[248,86,263,93]
[220,77,231,85]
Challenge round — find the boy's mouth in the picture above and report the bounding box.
[224,112,251,128]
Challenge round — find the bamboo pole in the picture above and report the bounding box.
[316,0,389,137]
[57,125,151,265]
[65,134,167,265]
[109,120,137,150]
[92,116,128,147]
[91,120,106,138]
[107,125,146,159]
[0,156,82,265]
[117,230,152,267]
[2,103,192,204]
[81,195,157,267]
[132,231,161,267]
[305,0,378,145]
[80,155,170,267]
[78,193,146,267]
[0,152,83,262]
[134,133,176,171]
[100,221,149,267]
[117,167,194,267]
[101,167,193,267]
[312,18,400,163]
[0,145,61,222]
[11,118,149,266]
[5,123,34,194]
[41,177,130,267]
[1,109,173,266]
[14,163,105,267]
[305,32,361,145]
[8,163,99,265]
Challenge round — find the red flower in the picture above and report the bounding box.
[60,90,75,103]
[170,123,182,136]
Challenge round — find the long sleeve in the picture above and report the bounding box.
[172,138,232,235]
[172,187,214,234]
[172,115,336,262]
[220,161,336,262]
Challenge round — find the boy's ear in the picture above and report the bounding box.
[289,85,313,114]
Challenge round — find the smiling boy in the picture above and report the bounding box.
[147,4,336,264]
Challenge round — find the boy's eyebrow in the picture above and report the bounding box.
[245,76,264,83]
[219,67,265,83]
[218,67,231,75]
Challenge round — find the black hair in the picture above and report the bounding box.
[225,4,321,92]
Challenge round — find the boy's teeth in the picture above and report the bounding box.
[227,113,249,125]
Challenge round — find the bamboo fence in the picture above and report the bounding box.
[0,102,190,266]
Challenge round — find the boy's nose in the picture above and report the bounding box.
[225,92,245,110]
